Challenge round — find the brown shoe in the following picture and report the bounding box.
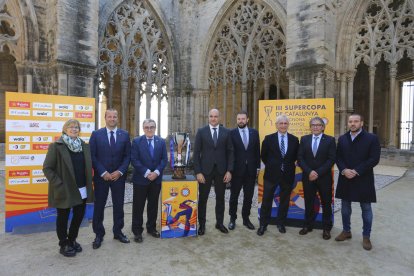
[335,231,352,241]
[362,237,372,250]
[322,230,331,240]
[299,227,313,235]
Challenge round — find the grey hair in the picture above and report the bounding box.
[142,118,156,127]
[276,114,289,124]
[309,117,325,127]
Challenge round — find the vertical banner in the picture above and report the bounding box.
[161,176,198,238]
[4,92,95,232]
[258,98,335,227]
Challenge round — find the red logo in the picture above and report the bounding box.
[75,112,93,118]
[32,144,49,150]
[9,170,30,177]
[9,101,30,108]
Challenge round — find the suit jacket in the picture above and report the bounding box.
[43,137,94,209]
[89,127,131,182]
[335,130,380,203]
[230,127,260,177]
[193,125,234,175]
[298,133,336,185]
[131,135,168,185]
[261,132,299,184]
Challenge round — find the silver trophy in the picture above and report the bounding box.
[172,132,189,179]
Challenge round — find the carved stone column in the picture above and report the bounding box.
[388,65,397,148]
[368,66,376,133]
[339,73,347,134]
[241,80,247,111]
[134,80,141,136]
[120,80,128,129]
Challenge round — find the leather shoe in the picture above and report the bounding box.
[257,225,267,236]
[198,224,205,236]
[92,236,103,249]
[363,236,372,250]
[215,224,229,234]
[228,220,236,230]
[70,240,82,252]
[277,224,286,233]
[323,230,331,240]
[243,219,255,230]
[114,233,130,243]
[299,227,313,235]
[335,231,352,241]
[60,244,76,257]
[134,234,143,243]
[148,230,160,238]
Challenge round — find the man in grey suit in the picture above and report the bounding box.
[193,109,234,235]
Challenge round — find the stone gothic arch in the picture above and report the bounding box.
[98,0,174,137]
[203,0,287,127]
[336,0,414,147]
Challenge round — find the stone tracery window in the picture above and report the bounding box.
[98,0,171,136]
[208,0,286,126]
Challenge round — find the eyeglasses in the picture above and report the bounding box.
[68,126,80,130]
[143,126,156,130]
[311,124,323,127]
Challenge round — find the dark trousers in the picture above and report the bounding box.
[229,169,255,221]
[131,182,161,235]
[260,178,292,226]
[93,179,125,237]
[303,178,333,230]
[198,166,225,225]
[56,200,86,247]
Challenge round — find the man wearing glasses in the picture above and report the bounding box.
[89,108,131,249]
[297,117,336,240]
[130,119,167,243]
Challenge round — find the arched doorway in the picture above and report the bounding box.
[98,0,173,137]
[206,0,287,128]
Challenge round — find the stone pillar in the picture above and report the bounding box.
[222,82,227,126]
[339,73,347,134]
[108,77,114,108]
[121,80,128,129]
[388,65,397,148]
[264,77,269,100]
[288,71,296,99]
[157,85,162,136]
[315,71,325,98]
[253,79,258,129]
[193,89,209,133]
[146,83,152,119]
[26,74,33,93]
[368,66,376,133]
[232,81,236,123]
[346,71,355,112]
[241,80,247,111]
[214,82,218,108]
[134,80,141,136]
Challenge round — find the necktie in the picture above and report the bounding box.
[110,131,115,148]
[280,135,285,157]
[148,138,154,158]
[242,129,248,150]
[312,136,319,157]
[213,128,218,146]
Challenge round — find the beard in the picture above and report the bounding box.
[237,123,247,129]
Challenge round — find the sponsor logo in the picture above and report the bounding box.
[55,104,73,110]
[55,111,74,118]
[32,136,52,142]
[9,178,30,185]
[33,102,53,109]
[9,170,31,177]
[32,144,49,150]
[33,110,52,117]
[9,144,29,151]
[169,187,179,197]
[7,121,26,131]
[181,187,191,197]
[6,154,46,166]
[75,105,93,111]
[29,122,40,128]
[9,136,30,142]
[32,177,48,184]
[32,170,44,176]
[75,112,93,118]
[9,101,30,108]
[9,109,30,116]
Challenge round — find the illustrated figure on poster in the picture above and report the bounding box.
[165,200,196,237]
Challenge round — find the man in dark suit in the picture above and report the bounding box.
[130,119,167,243]
[193,109,234,235]
[335,114,380,251]
[228,111,260,231]
[89,109,131,249]
[297,117,336,240]
[257,114,299,236]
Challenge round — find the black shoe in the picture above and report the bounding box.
[147,230,160,238]
[299,227,313,235]
[198,224,205,236]
[215,224,229,234]
[257,225,267,236]
[134,234,143,243]
[277,224,286,233]
[243,219,255,230]
[92,236,103,249]
[114,233,130,243]
[228,219,236,230]
[70,240,82,252]
[323,230,331,240]
[60,245,76,257]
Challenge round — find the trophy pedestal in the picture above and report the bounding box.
[172,166,186,179]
